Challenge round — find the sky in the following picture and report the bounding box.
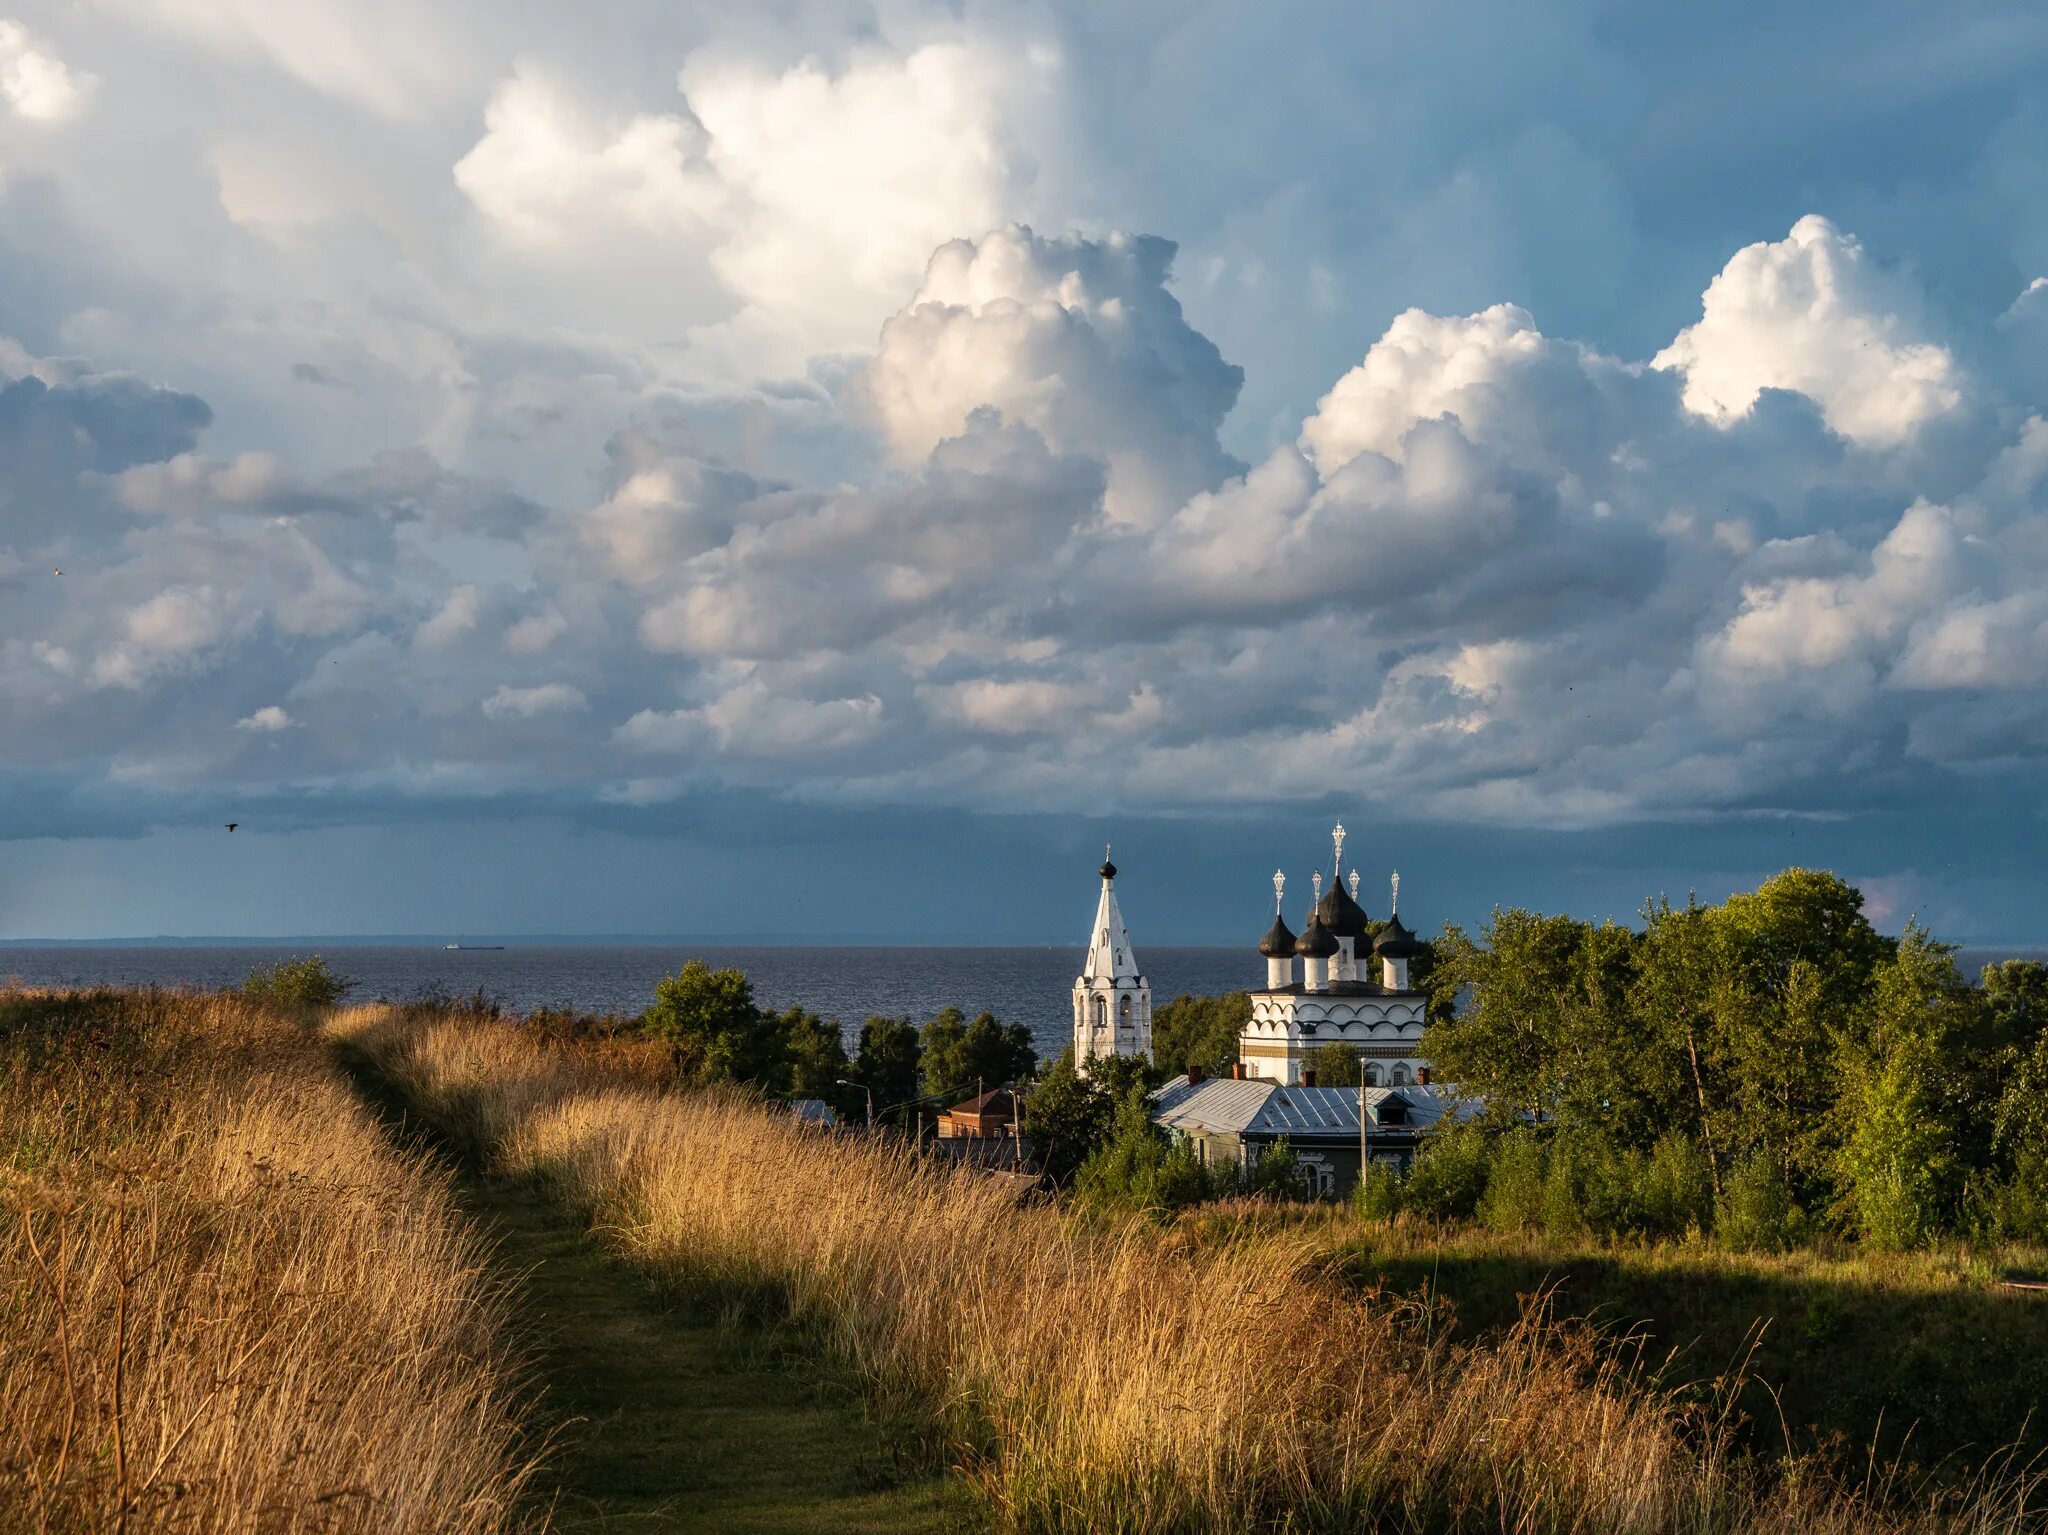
[5,0,2048,945]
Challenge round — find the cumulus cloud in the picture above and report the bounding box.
[10,202,2048,843]
[455,34,1061,368]
[0,20,90,121]
[453,67,721,248]
[867,225,1243,524]
[1652,216,1963,447]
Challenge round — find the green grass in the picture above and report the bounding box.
[1333,1222,2048,1475]
[334,1045,964,1534]
[472,1164,962,1534]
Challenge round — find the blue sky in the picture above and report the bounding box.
[4,1,2048,943]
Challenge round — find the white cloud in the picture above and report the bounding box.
[0,20,90,121]
[1299,304,1549,473]
[481,681,587,719]
[452,67,721,248]
[1652,215,1962,447]
[867,224,1242,524]
[236,704,292,731]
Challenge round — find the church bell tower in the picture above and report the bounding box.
[1073,850,1151,1072]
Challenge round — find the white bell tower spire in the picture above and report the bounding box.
[1072,849,1151,1073]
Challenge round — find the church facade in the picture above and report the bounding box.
[1245,826,1431,1087]
[1068,826,1431,1089]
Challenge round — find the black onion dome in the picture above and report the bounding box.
[1317,878,1369,939]
[1099,859,1117,879]
[1257,912,1297,957]
[1373,914,1422,957]
[1295,913,1339,958]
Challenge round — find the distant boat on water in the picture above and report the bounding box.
[443,943,506,951]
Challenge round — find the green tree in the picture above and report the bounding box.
[1632,896,1731,1194]
[1708,869,1893,1202]
[1425,908,1592,1121]
[1150,992,1249,1075]
[1400,1119,1492,1221]
[852,1015,921,1123]
[1302,1041,1363,1087]
[1026,1047,1112,1185]
[919,1007,1036,1106]
[1090,1052,1161,1101]
[1836,1030,1953,1250]
[1477,1129,1546,1232]
[642,961,774,1084]
[776,1007,849,1103]
[1074,1087,1184,1211]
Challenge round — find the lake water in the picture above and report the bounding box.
[5,942,2039,1063]
[0,943,1257,1059]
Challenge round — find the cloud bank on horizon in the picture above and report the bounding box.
[5,1,2048,902]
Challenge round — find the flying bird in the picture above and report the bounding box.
[225,822,238,832]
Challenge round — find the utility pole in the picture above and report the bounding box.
[1358,1055,1370,1190]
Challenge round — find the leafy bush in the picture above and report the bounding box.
[1540,1149,1587,1240]
[1478,1130,1546,1232]
[1717,1150,1803,1253]
[1354,1162,1405,1222]
[1075,1089,1218,1215]
[242,954,353,1014]
[1640,1131,1715,1237]
[1401,1120,1491,1221]
[1964,1151,2048,1243]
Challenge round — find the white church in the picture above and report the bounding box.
[1073,826,1432,1087]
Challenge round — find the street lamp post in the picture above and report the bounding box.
[835,1078,874,1129]
[1358,1055,1370,1190]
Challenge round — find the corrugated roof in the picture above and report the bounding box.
[1150,1076,1466,1137]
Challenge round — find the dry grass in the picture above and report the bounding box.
[333,1002,2048,1535]
[0,988,541,1535]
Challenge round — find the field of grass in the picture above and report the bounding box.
[1324,1220,2048,1474]
[331,999,2048,1535]
[0,988,538,1533]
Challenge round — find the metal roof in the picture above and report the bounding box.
[1149,1076,1466,1138]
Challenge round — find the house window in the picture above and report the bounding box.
[1391,1064,1410,1086]
[1364,1064,1382,1087]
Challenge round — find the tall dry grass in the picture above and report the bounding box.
[0,988,541,1535]
[333,1002,2048,1535]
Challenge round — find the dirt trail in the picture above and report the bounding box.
[339,1052,959,1534]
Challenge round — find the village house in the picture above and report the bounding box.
[1150,1069,1461,1196]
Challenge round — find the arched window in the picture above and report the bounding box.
[1364,1064,1382,1087]
[1391,1064,1410,1087]
[1091,994,1107,1030]
[1119,994,1133,1028]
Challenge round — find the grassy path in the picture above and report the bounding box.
[337,1052,962,1533]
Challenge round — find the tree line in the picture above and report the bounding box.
[637,959,1036,1123]
[1409,868,2048,1249]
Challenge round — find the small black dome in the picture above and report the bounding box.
[1295,913,1339,958]
[1373,914,1422,958]
[1099,859,1117,880]
[1317,878,1369,939]
[1257,912,1297,957]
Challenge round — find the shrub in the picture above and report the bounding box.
[1075,1089,1220,1215]
[242,953,353,1013]
[1401,1120,1491,1221]
[1640,1131,1715,1237]
[1964,1151,2048,1243]
[1354,1161,1405,1222]
[1541,1149,1588,1240]
[1478,1129,1546,1232]
[1718,1150,1803,1253]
